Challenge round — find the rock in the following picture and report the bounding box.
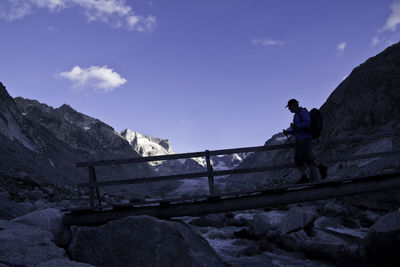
[259,237,274,251]
[189,213,227,228]
[351,208,380,228]
[12,208,70,247]
[321,201,349,217]
[302,240,345,261]
[278,229,309,252]
[248,211,285,236]
[26,189,45,201]
[312,228,348,244]
[34,199,50,210]
[0,220,66,266]
[226,218,247,227]
[314,217,367,243]
[234,243,261,257]
[363,211,400,267]
[0,198,33,220]
[36,259,96,267]
[277,207,318,235]
[68,215,224,267]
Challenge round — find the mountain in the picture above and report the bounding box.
[120,129,172,157]
[0,83,172,198]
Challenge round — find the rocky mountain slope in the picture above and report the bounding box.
[0,84,173,198]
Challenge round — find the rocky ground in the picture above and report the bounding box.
[1,171,400,266]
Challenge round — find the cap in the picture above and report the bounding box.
[285,99,298,108]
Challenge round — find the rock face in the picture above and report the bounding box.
[12,208,70,247]
[320,42,400,137]
[0,219,66,266]
[363,210,400,266]
[68,215,225,267]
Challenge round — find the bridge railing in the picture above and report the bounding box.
[76,132,400,208]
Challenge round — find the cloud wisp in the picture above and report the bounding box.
[337,42,347,52]
[59,65,127,92]
[373,1,400,47]
[0,0,156,32]
[252,38,284,46]
[383,0,400,31]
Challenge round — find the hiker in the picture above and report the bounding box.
[282,99,328,183]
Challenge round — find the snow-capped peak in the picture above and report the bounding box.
[119,129,172,157]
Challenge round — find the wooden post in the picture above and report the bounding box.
[205,150,215,195]
[88,166,102,208]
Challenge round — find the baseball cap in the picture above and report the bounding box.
[285,99,298,108]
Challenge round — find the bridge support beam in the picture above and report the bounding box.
[64,172,400,226]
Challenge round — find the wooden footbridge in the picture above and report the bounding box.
[63,132,400,226]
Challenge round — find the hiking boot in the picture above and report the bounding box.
[318,165,328,180]
[295,174,309,184]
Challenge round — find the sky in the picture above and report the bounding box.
[1,0,400,153]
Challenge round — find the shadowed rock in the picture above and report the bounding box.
[363,210,400,266]
[68,215,225,267]
[0,220,66,266]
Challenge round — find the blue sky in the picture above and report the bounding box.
[1,0,400,152]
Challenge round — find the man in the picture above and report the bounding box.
[283,99,328,183]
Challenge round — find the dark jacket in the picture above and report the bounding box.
[287,107,312,140]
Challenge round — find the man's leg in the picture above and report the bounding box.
[303,139,320,182]
[295,140,309,183]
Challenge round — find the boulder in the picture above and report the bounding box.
[189,213,227,228]
[0,193,33,220]
[363,211,400,266]
[314,217,367,243]
[12,208,70,247]
[248,211,285,237]
[321,202,349,217]
[0,220,66,266]
[26,189,45,201]
[277,207,318,235]
[68,215,225,267]
[301,240,345,261]
[278,229,309,252]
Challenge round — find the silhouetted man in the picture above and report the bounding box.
[283,99,327,183]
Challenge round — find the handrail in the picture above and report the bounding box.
[77,150,400,189]
[76,131,400,167]
[76,132,400,208]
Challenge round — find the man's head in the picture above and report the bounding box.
[285,99,299,113]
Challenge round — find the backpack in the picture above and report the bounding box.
[309,108,323,139]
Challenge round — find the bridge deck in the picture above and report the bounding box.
[63,171,400,225]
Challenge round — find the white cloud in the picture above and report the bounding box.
[252,38,284,46]
[383,0,400,31]
[337,42,347,52]
[59,65,127,92]
[371,36,380,47]
[0,0,156,31]
[0,1,33,21]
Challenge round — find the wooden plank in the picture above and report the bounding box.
[63,172,400,225]
[88,166,95,208]
[205,150,215,195]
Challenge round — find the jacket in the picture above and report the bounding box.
[287,107,312,140]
